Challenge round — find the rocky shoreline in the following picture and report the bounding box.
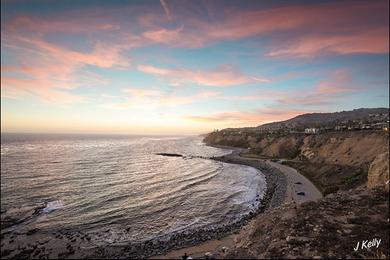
[1,149,287,259]
[87,150,288,258]
[212,149,287,208]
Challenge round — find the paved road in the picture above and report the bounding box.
[266,160,323,204]
[152,149,323,259]
[214,147,323,204]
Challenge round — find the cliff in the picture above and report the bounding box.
[204,131,388,167]
[223,187,389,259]
[204,130,389,193]
[367,152,390,191]
[203,111,389,259]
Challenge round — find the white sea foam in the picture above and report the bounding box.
[2,134,266,244]
[42,200,63,213]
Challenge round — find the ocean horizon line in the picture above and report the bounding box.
[0,131,200,137]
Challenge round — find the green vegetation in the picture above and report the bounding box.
[282,161,367,196]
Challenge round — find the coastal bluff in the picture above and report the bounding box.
[203,126,389,258]
[223,187,389,259]
[205,130,389,194]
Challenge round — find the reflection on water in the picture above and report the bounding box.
[1,133,266,244]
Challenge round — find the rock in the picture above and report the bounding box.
[26,228,39,235]
[286,236,311,244]
[367,152,389,191]
[343,229,352,234]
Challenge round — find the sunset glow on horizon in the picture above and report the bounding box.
[1,0,389,135]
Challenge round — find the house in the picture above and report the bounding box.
[305,128,320,134]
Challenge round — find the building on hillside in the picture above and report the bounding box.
[305,128,320,134]
[335,125,347,131]
[373,122,389,129]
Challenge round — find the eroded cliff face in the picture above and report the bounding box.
[204,131,389,168]
[367,152,389,191]
[205,130,389,193]
[299,132,388,168]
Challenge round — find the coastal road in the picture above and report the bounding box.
[152,150,323,259]
[222,147,323,204]
[266,160,323,204]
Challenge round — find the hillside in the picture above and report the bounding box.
[258,108,389,130]
[205,130,389,194]
[203,108,389,259]
[224,187,389,259]
[204,108,389,195]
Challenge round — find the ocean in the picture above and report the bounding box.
[1,133,266,245]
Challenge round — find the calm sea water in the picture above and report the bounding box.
[1,133,266,244]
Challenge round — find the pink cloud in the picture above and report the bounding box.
[143,26,183,45]
[137,65,270,87]
[1,14,135,103]
[102,89,222,110]
[1,76,85,104]
[186,108,306,127]
[267,29,389,57]
[142,1,388,56]
[122,88,162,98]
[274,69,364,106]
[5,15,121,34]
[315,69,356,95]
[142,26,207,48]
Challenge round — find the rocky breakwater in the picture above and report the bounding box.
[1,151,282,259]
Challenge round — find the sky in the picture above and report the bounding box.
[1,0,389,135]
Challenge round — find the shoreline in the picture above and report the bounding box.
[1,144,319,259]
[151,146,323,259]
[0,147,284,259]
[151,149,288,259]
[144,148,289,258]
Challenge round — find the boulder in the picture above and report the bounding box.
[367,152,389,191]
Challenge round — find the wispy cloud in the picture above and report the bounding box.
[274,69,364,106]
[160,0,173,21]
[1,15,136,103]
[1,76,86,104]
[4,15,121,34]
[101,88,221,110]
[143,1,389,56]
[137,64,270,87]
[266,29,389,57]
[143,26,183,45]
[186,107,306,127]
[186,68,369,127]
